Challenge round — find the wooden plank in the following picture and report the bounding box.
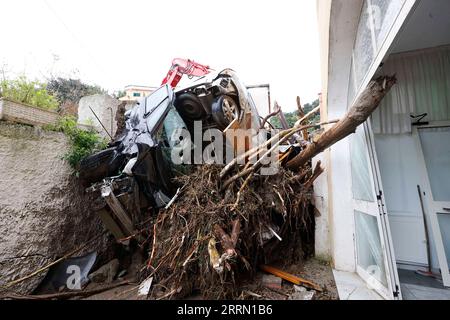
[224,112,254,158]
[101,186,135,236]
[97,208,126,240]
[260,265,323,292]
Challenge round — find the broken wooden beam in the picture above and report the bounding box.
[286,76,396,170]
[260,265,322,292]
[101,185,135,237]
[303,161,325,189]
[230,219,241,247]
[213,225,236,257]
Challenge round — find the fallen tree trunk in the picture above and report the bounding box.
[286,76,396,169]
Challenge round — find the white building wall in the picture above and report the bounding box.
[314,0,332,261]
[315,0,363,272]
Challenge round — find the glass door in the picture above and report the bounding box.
[417,125,450,287]
[350,122,401,299]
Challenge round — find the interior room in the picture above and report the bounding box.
[371,0,450,300]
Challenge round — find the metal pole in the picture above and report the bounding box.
[89,106,113,140]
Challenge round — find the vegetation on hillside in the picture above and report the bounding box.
[46,116,108,170]
[112,90,126,99]
[270,98,320,129]
[0,76,59,110]
[47,77,106,104]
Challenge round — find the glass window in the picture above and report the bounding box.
[350,124,375,202]
[348,0,407,104]
[133,92,141,97]
[418,127,450,201]
[352,0,376,91]
[355,210,388,286]
[162,108,188,149]
[372,0,406,49]
[437,214,450,265]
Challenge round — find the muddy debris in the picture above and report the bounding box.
[138,164,318,300]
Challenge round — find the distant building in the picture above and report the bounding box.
[119,85,157,101]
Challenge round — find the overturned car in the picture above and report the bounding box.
[80,69,261,239]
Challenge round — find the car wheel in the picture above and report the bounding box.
[211,95,240,130]
[79,147,125,184]
[174,92,206,121]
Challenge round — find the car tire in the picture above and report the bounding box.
[79,147,124,184]
[174,92,206,121]
[211,95,240,130]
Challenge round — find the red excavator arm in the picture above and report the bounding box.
[161,58,211,88]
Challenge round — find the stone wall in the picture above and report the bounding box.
[0,121,109,294]
[0,98,60,127]
[78,94,120,139]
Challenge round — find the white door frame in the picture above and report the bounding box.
[352,121,401,300]
[347,0,418,299]
[367,118,402,299]
[366,119,402,299]
[413,121,450,287]
[346,0,417,299]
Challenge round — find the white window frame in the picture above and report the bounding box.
[352,121,399,300]
[348,0,419,299]
[349,0,418,107]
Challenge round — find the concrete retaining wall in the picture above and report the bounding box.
[0,121,109,294]
[0,98,60,127]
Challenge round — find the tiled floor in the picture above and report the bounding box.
[401,283,450,300]
[332,270,383,300]
[332,269,450,300]
[398,269,444,288]
[398,269,450,300]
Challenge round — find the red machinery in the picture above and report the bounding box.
[161,58,211,88]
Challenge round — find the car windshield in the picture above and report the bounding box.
[144,85,171,117]
[154,107,189,166]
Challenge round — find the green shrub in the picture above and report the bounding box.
[49,116,108,170]
[0,76,59,110]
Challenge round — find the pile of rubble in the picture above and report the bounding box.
[0,70,395,300]
[140,164,317,299]
[134,76,396,299]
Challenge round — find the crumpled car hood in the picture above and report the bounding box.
[119,85,174,155]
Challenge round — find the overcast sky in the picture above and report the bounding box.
[1,0,321,113]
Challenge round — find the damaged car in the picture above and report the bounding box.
[79,69,261,239]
